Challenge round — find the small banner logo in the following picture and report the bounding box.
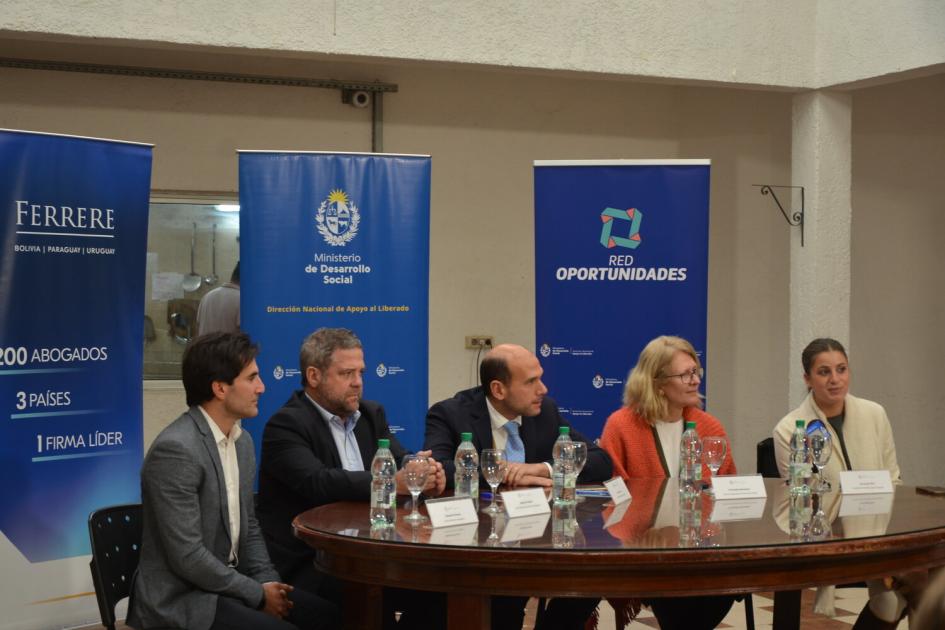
[316,189,361,246]
[600,207,642,249]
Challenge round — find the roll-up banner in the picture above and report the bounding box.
[534,160,710,440]
[239,152,430,450]
[0,129,152,627]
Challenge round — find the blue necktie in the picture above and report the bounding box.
[504,421,526,463]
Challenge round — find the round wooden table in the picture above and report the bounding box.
[293,479,945,629]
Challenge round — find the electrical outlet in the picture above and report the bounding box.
[465,335,494,349]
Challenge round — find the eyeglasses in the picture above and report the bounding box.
[660,367,703,385]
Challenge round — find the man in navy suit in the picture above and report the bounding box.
[129,332,339,630]
[424,343,613,630]
[257,327,445,629]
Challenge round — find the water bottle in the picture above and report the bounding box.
[788,419,812,538]
[678,488,702,548]
[678,421,702,497]
[369,524,395,540]
[552,426,576,505]
[369,438,397,526]
[453,432,479,505]
[552,502,577,549]
[788,419,812,487]
[789,492,813,540]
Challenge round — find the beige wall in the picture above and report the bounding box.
[4,47,942,481]
[851,73,945,485]
[0,53,792,468]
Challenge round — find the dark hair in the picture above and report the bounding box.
[479,354,511,393]
[182,332,259,406]
[801,338,847,375]
[230,261,240,284]
[299,328,362,386]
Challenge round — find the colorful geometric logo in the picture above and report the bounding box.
[600,207,642,249]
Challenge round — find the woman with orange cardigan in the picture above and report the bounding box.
[600,335,736,630]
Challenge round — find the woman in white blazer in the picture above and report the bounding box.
[774,338,913,630]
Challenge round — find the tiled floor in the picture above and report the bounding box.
[90,588,910,629]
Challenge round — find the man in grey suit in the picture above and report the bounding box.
[128,332,339,630]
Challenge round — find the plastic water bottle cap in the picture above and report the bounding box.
[558,426,570,435]
[460,432,473,441]
[685,421,696,430]
[377,438,390,448]
[795,419,805,428]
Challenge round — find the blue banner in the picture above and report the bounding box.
[534,160,710,441]
[240,152,430,451]
[0,129,152,562]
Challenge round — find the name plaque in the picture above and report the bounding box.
[603,476,632,505]
[839,470,893,495]
[711,474,767,500]
[502,487,552,518]
[425,496,479,528]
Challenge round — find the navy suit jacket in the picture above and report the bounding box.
[424,386,612,487]
[257,390,406,578]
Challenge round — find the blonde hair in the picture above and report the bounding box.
[623,335,703,423]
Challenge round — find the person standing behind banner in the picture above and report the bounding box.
[257,327,446,629]
[599,335,736,630]
[773,337,914,629]
[424,343,612,630]
[197,261,241,335]
[128,332,339,630]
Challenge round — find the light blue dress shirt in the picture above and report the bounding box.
[306,393,364,472]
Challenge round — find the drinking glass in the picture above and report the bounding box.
[402,453,431,523]
[702,436,727,493]
[702,521,726,548]
[571,441,588,501]
[809,492,832,540]
[485,511,502,545]
[809,508,832,540]
[809,429,832,493]
[481,449,509,514]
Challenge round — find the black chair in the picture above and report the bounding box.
[88,504,142,630]
[757,437,781,478]
[741,588,756,630]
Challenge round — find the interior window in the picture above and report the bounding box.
[144,199,239,379]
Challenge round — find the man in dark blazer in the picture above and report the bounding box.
[258,395,407,579]
[425,343,612,489]
[424,343,613,630]
[128,332,339,630]
[257,327,445,628]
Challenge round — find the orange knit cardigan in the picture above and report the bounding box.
[600,405,737,480]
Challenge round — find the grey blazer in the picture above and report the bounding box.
[128,407,280,630]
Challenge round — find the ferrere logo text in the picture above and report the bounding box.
[16,200,115,231]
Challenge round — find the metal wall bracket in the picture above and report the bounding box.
[753,185,805,246]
